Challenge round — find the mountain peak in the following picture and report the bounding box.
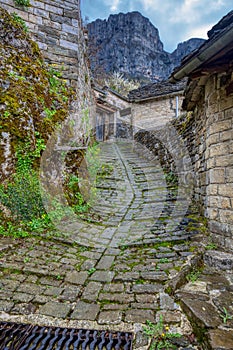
[87,12,205,82]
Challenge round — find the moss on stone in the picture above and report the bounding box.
[0,6,74,179]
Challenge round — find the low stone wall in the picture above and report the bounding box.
[135,73,233,253]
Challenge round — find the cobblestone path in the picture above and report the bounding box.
[0,140,201,349]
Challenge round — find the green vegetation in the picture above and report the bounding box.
[11,13,28,32]
[220,307,233,324]
[143,316,182,350]
[0,9,76,238]
[205,241,217,250]
[186,268,202,283]
[104,72,140,97]
[87,267,96,275]
[13,0,30,6]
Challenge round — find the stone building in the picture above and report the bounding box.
[93,86,131,141]
[92,80,185,140]
[128,79,185,132]
[170,10,233,252]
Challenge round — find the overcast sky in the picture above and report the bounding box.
[80,0,232,52]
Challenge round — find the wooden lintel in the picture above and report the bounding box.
[96,102,116,113]
[190,63,231,79]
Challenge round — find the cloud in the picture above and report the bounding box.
[103,0,121,12]
[110,0,121,11]
[185,24,211,40]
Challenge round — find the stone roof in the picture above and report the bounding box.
[169,10,233,110]
[128,79,186,101]
[173,10,233,73]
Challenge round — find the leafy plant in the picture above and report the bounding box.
[11,12,28,33]
[0,223,30,239]
[186,269,201,283]
[105,72,140,96]
[205,242,217,250]
[220,307,233,324]
[87,267,96,275]
[143,316,182,350]
[13,0,30,7]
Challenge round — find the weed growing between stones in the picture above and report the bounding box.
[11,13,28,32]
[220,307,233,324]
[13,0,30,6]
[186,267,203,283]
[143,315,182,350]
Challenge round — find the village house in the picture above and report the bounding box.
[128,79,186,133]
[170,10,233,254]
[93,79,185,140]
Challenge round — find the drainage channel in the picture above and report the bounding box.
[0,322,133,350]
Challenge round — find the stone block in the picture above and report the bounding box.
[45,4,63,15]
[98,292,134,304]
[204,250,233,270]
[125,309,154,323]
[220,130,232,141]
[132,283,163,294]
[43,19,61,30]
[28,13,43,25]
[224,107,233,119]
[209,143,230,158]
[209,120,232,135]
[33,7,49,19]
[218,184,233,197]
[221,197,232,209]
[60,39,78,51]
[89,271,115,283]
[62,23,78,35]
[208,329,233,349]
[98,311,122,325]
[50,13,72,25]
[30,0,45,9]
[82,282,102,302]
[219,209,233,225]
[209,168,225,184]
[39,301,71,318]
[208,196,219,207]
[180,297,221,328]
[65,271,88,285]
[215,155,233,167]
[207,207,219,220]
[70,301,100,320]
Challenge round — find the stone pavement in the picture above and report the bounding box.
[1,140,229,349]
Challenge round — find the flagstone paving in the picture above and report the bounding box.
[0,140,213,349]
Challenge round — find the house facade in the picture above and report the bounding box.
[170,10,233,252]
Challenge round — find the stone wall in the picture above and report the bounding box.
[204,73,233,251]
[132,93,183,132]
[134,73,233,253]
[2,0,94,138]
[1,0,85,87]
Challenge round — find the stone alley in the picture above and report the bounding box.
[1,140,232,349]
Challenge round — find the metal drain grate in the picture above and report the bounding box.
[0,322,133,350]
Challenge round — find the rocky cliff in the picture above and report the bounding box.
[87,12,205,82]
